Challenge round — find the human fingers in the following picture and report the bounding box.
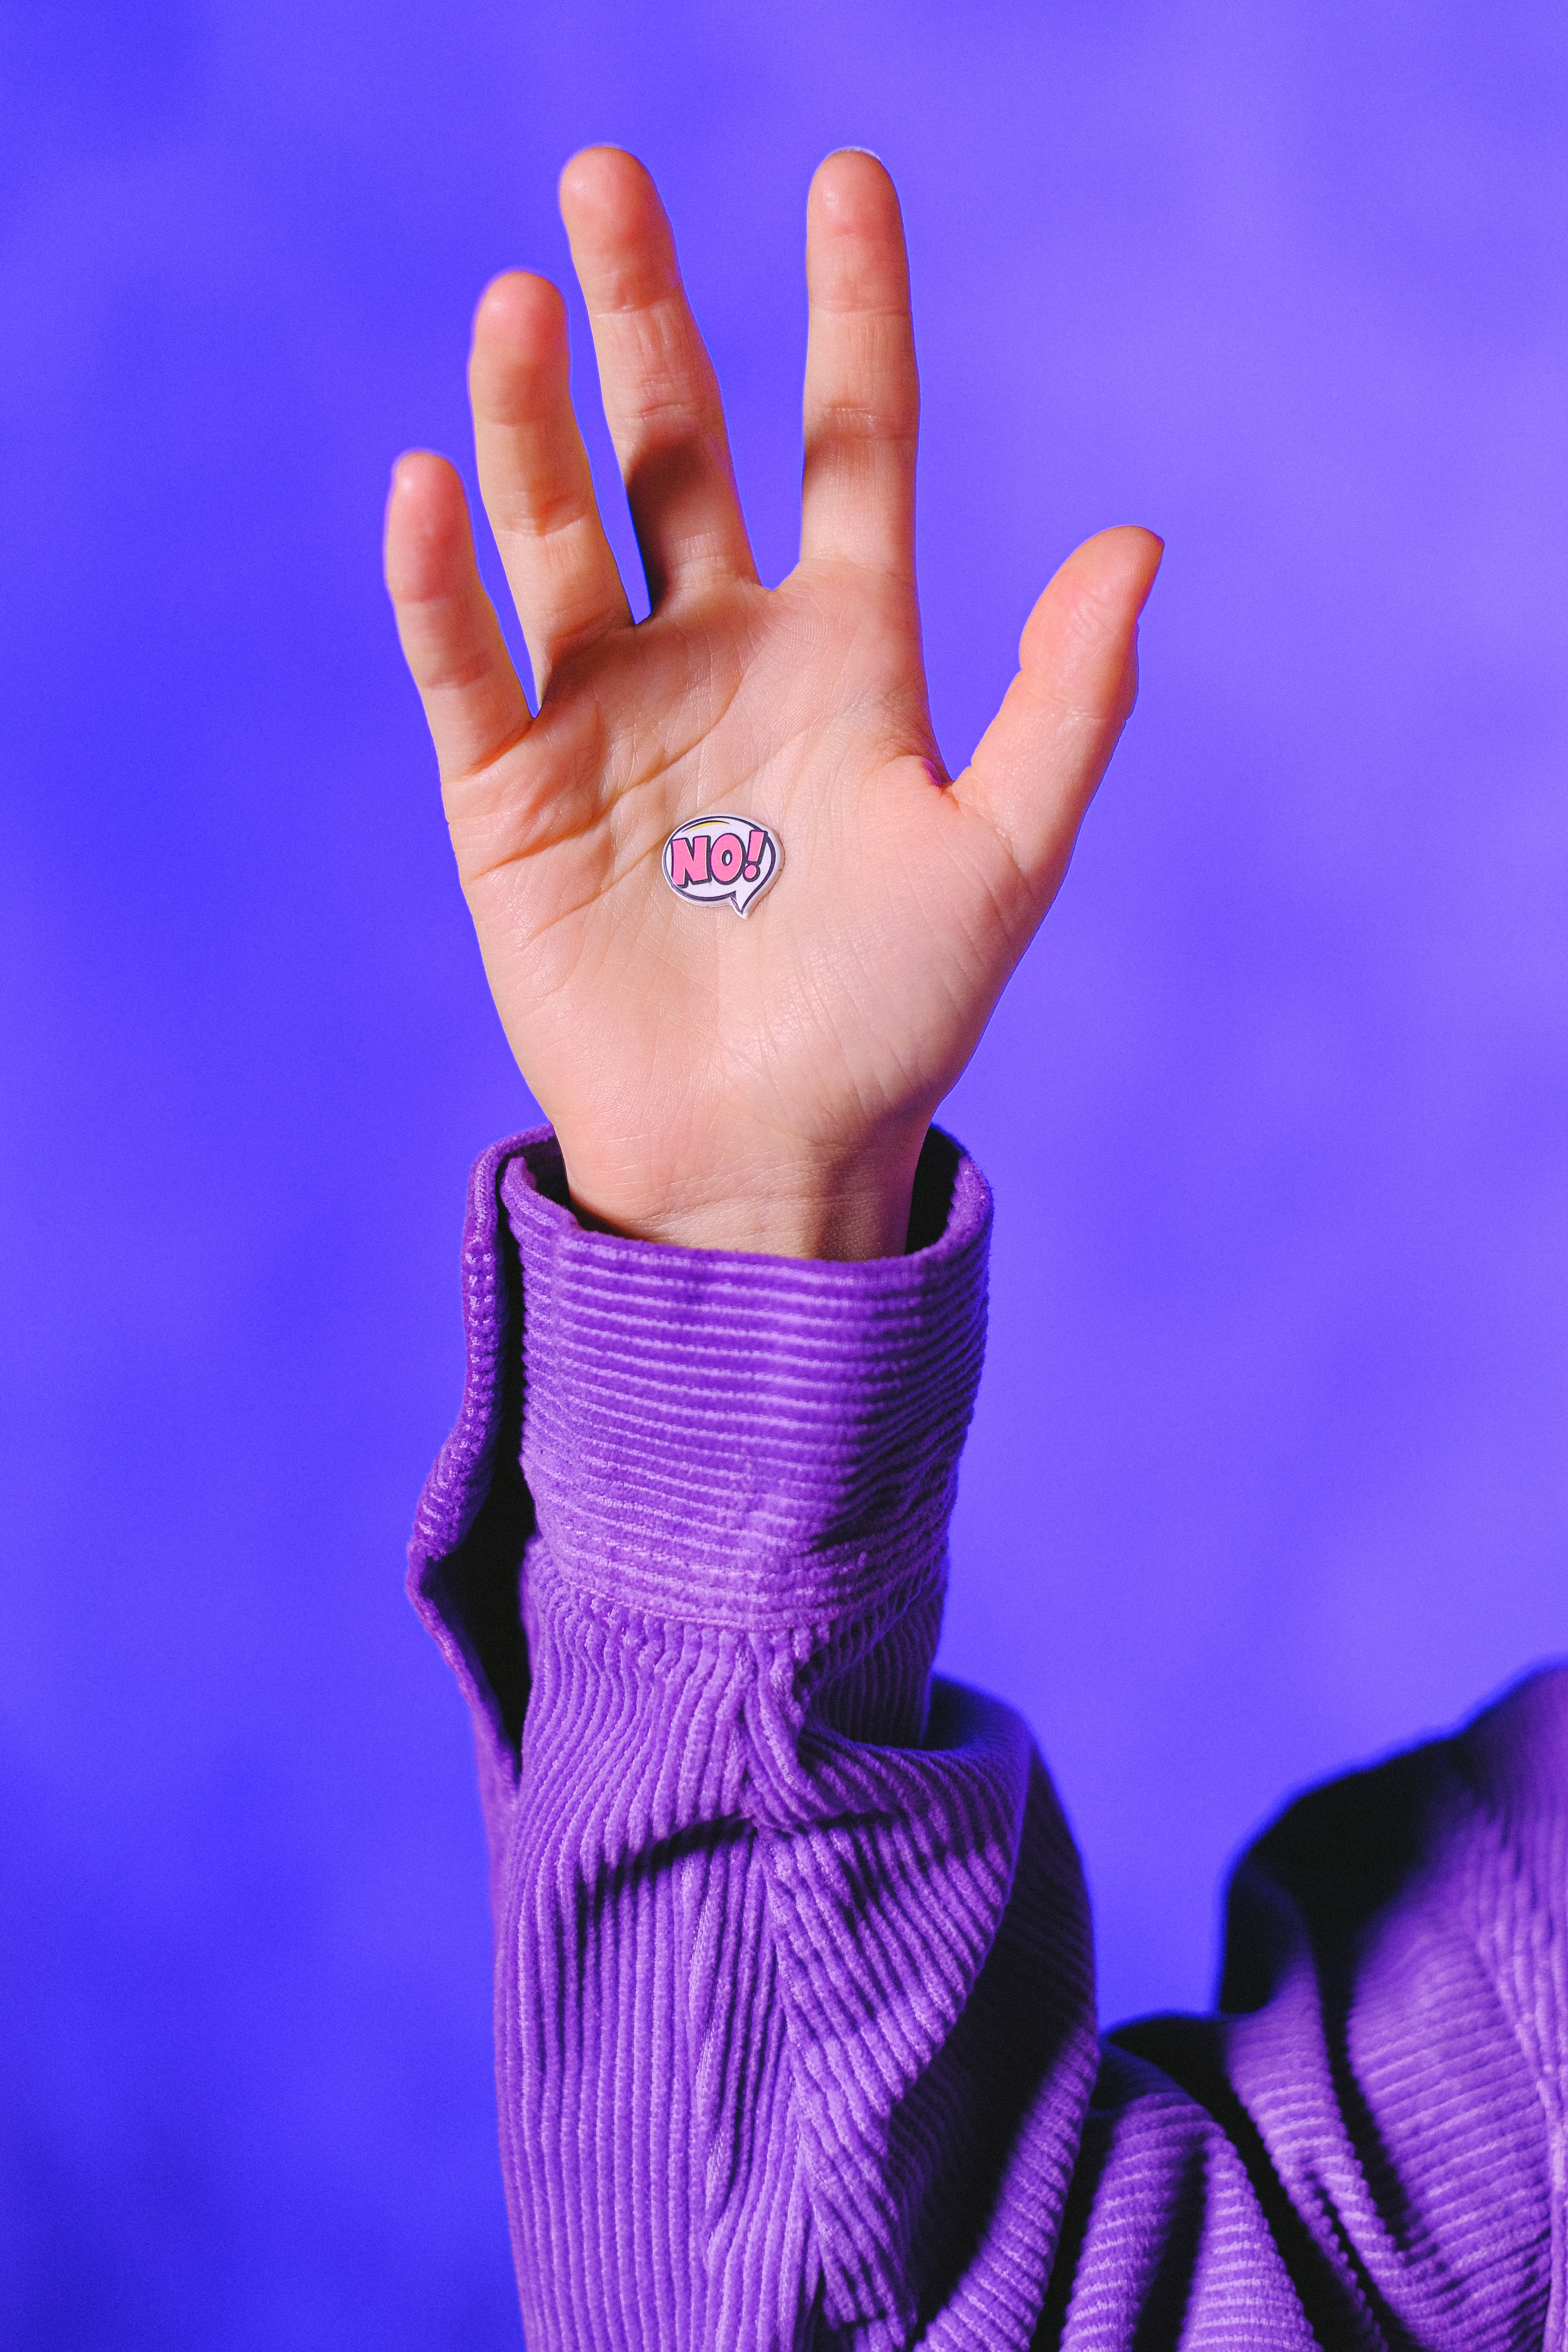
[384,451,533,793]
[557,146,756,606]
[952,527,1164,902]
[799,151,919,583]
[469,271,631,700]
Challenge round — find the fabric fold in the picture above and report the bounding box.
[408,1125,1568,2351]
[407,1125,1101,2348]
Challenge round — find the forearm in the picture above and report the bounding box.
[410,1130,1568,2350]
[409,1125,1099,2347]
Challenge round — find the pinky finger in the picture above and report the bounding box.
[384,451,532,792]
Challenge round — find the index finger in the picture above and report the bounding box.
[799,151,919,584]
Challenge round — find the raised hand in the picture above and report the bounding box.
[385,147,1161,1258]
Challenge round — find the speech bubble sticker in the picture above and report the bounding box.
[661,815,782,918]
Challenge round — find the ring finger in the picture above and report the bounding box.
[469,268,631,700]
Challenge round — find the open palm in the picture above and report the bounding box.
[386,147,1160,1257]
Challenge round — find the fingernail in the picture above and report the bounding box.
[829,144,884,162]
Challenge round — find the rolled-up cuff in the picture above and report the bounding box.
[503,1124,991,1629]
[408,1123,991,1769]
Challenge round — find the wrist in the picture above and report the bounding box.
[558,1128,932,1261]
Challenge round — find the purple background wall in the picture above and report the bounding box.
[3,1,1564,2341]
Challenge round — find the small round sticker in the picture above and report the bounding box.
[662,815,782,919]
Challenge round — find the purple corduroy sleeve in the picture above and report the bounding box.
[410,1127,1566,2350]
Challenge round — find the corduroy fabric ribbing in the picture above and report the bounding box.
[410,1127,1567,2351]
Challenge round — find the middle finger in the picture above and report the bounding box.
[559,146,757,609]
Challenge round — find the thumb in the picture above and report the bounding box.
[954,524,1163,907]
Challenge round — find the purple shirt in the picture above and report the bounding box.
[410,1127,1566,2349]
